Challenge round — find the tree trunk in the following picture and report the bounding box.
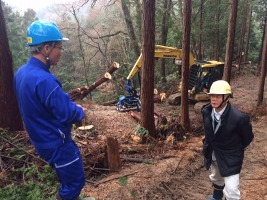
[198,0,204,60]
[133,0,142,42]
[223,0,238,83]
[121,0,142,88]
[237,0,248,70]
[257,18,266,75]
[0,1,23,131]
[257,21,267,106]
[160,0,171,83]
[214,0,221,60]
[140,0,156,138]
[121,0,140,57]
[244,5,252,62]
[104,137,121,170]
[181,0,191,131]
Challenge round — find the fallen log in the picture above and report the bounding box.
[129,111,141,122]
[68,62,120,101]
[102,99,118,106]
[168,93,181,105]
[129,111,161,126]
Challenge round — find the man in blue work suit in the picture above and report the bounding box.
[14,20,94,200]
[202,80,254,200]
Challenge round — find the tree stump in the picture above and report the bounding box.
[104,137,121,170]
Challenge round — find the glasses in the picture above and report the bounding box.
[54,46,64,51]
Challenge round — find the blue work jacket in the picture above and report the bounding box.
[14,57,84,149]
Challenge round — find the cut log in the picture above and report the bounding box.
[77,125,95,131]
[130,134,142,144]
[107,62,120,74]
[104,137,121,170]
[68,62,120,101]
[129,111,141,122]
[168,93,182,105]
[76,125,95,139]
[154,93,166,103]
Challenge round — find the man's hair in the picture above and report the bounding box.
[29,42,55,54]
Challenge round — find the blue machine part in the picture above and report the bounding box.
[116,80,141,112]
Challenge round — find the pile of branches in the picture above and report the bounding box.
[0,127,116,185]
[0,129,46,187]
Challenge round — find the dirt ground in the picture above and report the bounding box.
[76,72,267,200]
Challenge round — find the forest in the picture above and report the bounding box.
[0,0,266,199]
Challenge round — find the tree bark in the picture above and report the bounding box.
[121,0,142,88]
[257,18,266,75]
[223,0,238,83]
[133,0,142,42]
[140,0,156,138]
[244,5,252,62]
[198,0,204,60]
[121,0,140,57]
[214,0,221,60]
[104,137,121,170]
[181,0,191,131]
[257,21,267,106]
[0,1,23,131]
[160,0,171,83]
[237,0,248,70]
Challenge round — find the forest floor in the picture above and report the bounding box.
[75,71,267,200]
[1,70,266,200]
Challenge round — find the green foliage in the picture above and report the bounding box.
[91,90,119,104]
[0,165,58,200]
[118,176,128,186]
[130,189,137,198]
[0,129,58,199]
[134,125,149,137]
[2,0,266,89]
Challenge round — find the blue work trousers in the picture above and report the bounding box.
[36,141,86,200]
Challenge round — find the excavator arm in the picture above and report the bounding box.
[117,45,225,112]
[127,45,195,79]
[116,45,196,112]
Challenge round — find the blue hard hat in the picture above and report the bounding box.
[26,20,69,46]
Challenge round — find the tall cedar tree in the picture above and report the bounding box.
[180,0,191,130]
[0,1,23,131]
[223,0,238,83]
[121,0,141,86]
[160,0,171,83]
[244,6,252,62]
[140,0,156,138]
[257,20,267,106]
[237,0,249,68]
[121,0,140,57]
[214,0,221,60]
[198,0,203,60]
